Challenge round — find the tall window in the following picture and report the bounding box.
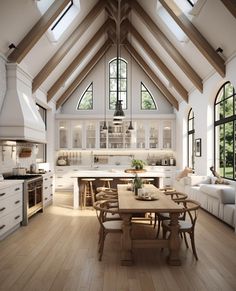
[188,108,195,169]
[214,82,236,180]
[77,83,93,110]
[109,58,127,110]
[141,82,157,110]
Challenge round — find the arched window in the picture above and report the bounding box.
[187,108,195,169]
[77,82,93,110]
[109,58,127,110]
[214,82,236,180]
[141,82,157,110]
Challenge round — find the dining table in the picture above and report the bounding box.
[118,184,184,266]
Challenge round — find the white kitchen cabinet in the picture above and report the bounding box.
[55,166,80,191]
[56,117,175,150]
[58,120,70,149]
[43,172,54,206]
[0,181,23,240]
[147,166,177,188]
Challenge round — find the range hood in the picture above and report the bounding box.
[0,64,46,143]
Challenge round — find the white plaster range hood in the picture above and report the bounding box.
[0,64,46,143]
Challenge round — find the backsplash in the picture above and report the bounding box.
[0,142,37,174]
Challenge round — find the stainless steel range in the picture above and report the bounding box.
[5,175,43,225]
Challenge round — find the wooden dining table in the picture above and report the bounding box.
[118,184,184,266]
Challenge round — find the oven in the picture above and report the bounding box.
[4,175,43,225]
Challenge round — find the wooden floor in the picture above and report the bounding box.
[0,192,236,291]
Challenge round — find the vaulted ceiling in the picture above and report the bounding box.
[1,0,236,110]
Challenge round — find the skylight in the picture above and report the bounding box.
[36,0,80,43]
[50,1,73,31]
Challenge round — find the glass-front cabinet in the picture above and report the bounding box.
[162,120,173,149]
[58,120,69,149]
[56,118,175,150]
[85,121,97,149]
[71,121,83,149]
[148,121,159,149]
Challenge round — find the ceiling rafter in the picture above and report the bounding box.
[32,0,106,93]
[131,0,203,93]
[56,39,112,109]
[124,40,179,110]
[220,0,236,19]
[8,0,71,63]
[127,20,188,102]
[159,0,225,77]
[47,19,111,102]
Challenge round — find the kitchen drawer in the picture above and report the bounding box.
[0,193,22,218]
[0,206,22,237]
[0,184,22,201]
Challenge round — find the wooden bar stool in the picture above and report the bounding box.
[81,178,96,208]
[119,178,134,184]
[141,178,154,184]
[99,178,113,189]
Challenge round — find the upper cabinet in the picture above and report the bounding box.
[56,118,175,150]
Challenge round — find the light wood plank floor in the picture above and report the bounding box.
[0,192,236,291]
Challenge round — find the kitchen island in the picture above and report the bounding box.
[71,170,164,209]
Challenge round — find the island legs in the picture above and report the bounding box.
[120,213,133,266]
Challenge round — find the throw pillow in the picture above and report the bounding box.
[176,167,193,181]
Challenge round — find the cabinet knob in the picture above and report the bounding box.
[45,197,48,201]
[0,224,6,230]
[0,207,6,212]
[45,187,48,190]
[14,215,20,220]
[0,193,6,197]
[45,178,48,181]
[15,187,20,191]
[15,200,20,204]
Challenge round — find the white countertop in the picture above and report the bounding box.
[0,180,24,189]
[71,170,165,178]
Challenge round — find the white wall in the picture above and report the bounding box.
[175,55,236,176]
[61,46,174,116]
[0,55,6,112]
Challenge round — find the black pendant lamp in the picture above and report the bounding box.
[113,0,125,124]
[102,55,108,131]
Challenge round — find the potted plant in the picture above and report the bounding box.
[133,174,143,195]
[131,159,146,170]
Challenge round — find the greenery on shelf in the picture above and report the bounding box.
[131,159,146,170]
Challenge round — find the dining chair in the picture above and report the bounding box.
[162,199,200,260]
[93,200,122,261]
[154,191,188,237]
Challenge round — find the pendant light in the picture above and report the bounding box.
[128,10,134,131]
[102,54,108,131]
[113,0,125,124]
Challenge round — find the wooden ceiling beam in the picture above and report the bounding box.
[131,0,203,92]
[159,0,225,77]
[56,39,112,109]
[124,40,179,110]
[47,19,111,102]
[221,0,236,19]
[128,21,188,102]
[32,0,106,93]
[8,0,71,63]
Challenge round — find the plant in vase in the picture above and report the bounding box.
[131,159,146,170]
[133,174,143,195]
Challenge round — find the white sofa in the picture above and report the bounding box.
[174,175,236,228]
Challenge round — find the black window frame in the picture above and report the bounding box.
[214,81,236,180]
[186,0,195,7]
[77,82,93,110]
[140,82,157,110]
[109,58,127,110]
[187,108,195,169]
